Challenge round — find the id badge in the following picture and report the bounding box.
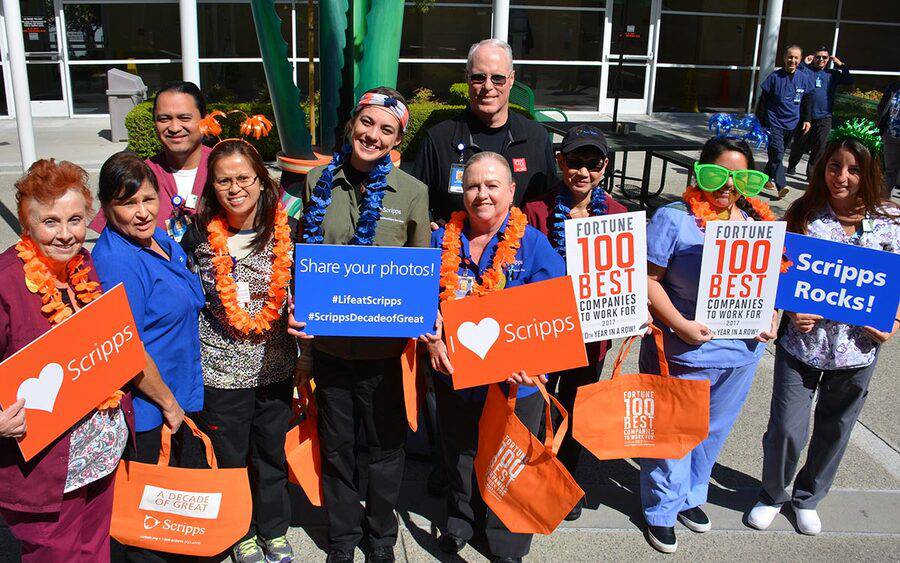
[862,219,875,233]
[449,163,465,194]
[455,274,475,300]
[166,215,188,242]
[815,76,822,88]
[186,193,200,209]
[793,88,804,104]
[236,281,252,306]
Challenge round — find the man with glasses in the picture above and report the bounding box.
[787,46,852,179]
[756,44,815,199]
[412,38,557,227]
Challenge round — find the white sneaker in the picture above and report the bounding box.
[794,507,822,535]
[747,502,781,530]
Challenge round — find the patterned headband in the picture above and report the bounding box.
[354,92,409,132]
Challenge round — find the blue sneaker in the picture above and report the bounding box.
[260,535,294,563]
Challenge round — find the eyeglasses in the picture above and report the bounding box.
[468,73,511,86]
[564,156,605,173]
[813,55,829,60]
[214,175,258,190]
[693,163,769,197]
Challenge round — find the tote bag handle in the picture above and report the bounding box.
[610,323,669,379]
[506,379,568,455]
[159,416,217,469]
[291,381,318,423]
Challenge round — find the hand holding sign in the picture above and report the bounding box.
[0,398,26,438]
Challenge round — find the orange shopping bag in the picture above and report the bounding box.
[402,338,425,432]
[573,324,710,461]
[474,381,584,534]
[285,381,324,506]
[110,417,251,556]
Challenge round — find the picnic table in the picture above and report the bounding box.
[542,121,705,208]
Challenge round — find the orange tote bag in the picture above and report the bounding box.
[285,381,324,506]
[402,338,425,432]
[474,381,584,534]
[110,417,252,556]
[573,324,710,461]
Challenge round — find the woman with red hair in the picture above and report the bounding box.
[0,159,135,561]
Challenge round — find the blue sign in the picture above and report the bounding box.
[294,244,441,337]
[775,233,900,332]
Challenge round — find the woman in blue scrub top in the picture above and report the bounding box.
[91,151,206,562]
[422,151,565,563]
[639,137,779,554]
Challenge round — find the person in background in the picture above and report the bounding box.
[412,38,557,227]
[748,130,899,535]
[524,125,627,521]
[877,79,900,197]
[0,159,133,562]
[181,140,300,563]
[757,44,814,199]
[91,81,212,242]
[639,137,779,554]
[423,152,563,563]
[288,87,430,563]
[787,46,852,179]
[92,151,207,563]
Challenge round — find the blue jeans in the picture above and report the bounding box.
[765,126,795,190]
[638,361,758,527]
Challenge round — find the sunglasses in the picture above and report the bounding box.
[813,55,829,60]
[693,163,769,197]
[468,73,511,86]
[564,156,605,172]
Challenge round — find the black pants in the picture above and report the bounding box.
[788,116,832,177]
[0,513,21,563]
[546,347,606,477]
[759,346,877,509]
[112,418,207,563]
[314,349,408,552]
[434,376,544,559]
[196,379,293,542]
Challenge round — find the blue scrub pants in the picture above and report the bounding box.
[765,126,795,190]
[638,361,758,527]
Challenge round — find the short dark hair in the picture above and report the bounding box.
[98,151,159,206]
[814,45,830,54]
[152,80,206,117]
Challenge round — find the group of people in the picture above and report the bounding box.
[0,37,897,563]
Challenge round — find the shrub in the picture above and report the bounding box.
[833,92,878,125]
[449,82,469,105]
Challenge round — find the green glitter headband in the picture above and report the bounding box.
[829,118,884,156]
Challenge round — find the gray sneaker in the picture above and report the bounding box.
[233,537,266,563]
[261,535,294,563]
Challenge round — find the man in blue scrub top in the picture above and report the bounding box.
[756,44,814,199]
[787,45,852,178]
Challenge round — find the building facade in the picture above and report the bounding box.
[2,0,898,119]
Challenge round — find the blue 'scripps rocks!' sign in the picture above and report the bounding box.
[294,244,441,337]
[775,233,900,332]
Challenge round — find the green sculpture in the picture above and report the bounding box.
[250,0,405,157]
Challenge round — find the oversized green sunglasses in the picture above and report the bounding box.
[693,163,769,197]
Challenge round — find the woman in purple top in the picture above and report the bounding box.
[0,159,135,562]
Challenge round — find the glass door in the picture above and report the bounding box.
[21,0,68,116]
[600,0,657,114]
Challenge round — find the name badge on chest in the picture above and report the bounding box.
[455,273,475,300]
[449,163,465,194]
[236,281,252,307]
[186,193,200,209]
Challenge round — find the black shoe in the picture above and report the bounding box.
[439,533,467,554]
[787,166,797,176]
[678,506,712,533]
[491,558,522,563]
[645,525,677,554]
[366,546,395,563]
[326,549,354,563]
[426,466,449,497]
[565,498,584,521]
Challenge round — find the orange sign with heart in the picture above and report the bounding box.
[0,284,146,460]
[441,277,588,389]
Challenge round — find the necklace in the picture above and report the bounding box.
[549,186,608,258]
[16,237,101,325]
[207,205,293,335]
[439,207,527,302]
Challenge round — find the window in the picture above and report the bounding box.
[653,68,751,112]
[841,0,900,23]
[70,63,181,114]
[662,0,760,14]
[397,63,466,102]
[198,3,292,58]
[837,24,900,72]
[773,20,835,58]
[201,62,270,102]
[520,64,600,110]
[659,14,757,66]
[400,5,491,59]
[782,0,838,19]
[508,8,603,61]
[64,4,181,60]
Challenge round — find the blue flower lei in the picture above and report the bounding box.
[549,186,608,259]
[301,144,393,246]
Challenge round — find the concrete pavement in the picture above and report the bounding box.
[0,116,897,561]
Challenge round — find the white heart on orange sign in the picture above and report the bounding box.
[17,363,64,413]
[456,317,500,360]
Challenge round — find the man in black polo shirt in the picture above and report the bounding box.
[412,38,557,226]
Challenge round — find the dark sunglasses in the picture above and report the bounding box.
[468,73,511,86]
[813,55,829,60]
[564,156,605,172]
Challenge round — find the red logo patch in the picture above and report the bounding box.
[512,158,527,172]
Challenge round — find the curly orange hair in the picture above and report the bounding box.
[15,159,92,229]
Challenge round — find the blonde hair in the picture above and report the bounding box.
[462,151,512,185]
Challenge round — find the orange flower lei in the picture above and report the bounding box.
[439,207,528,302]
[206,205,292,335]
[16,237,101,325]
[682,185,791,273]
